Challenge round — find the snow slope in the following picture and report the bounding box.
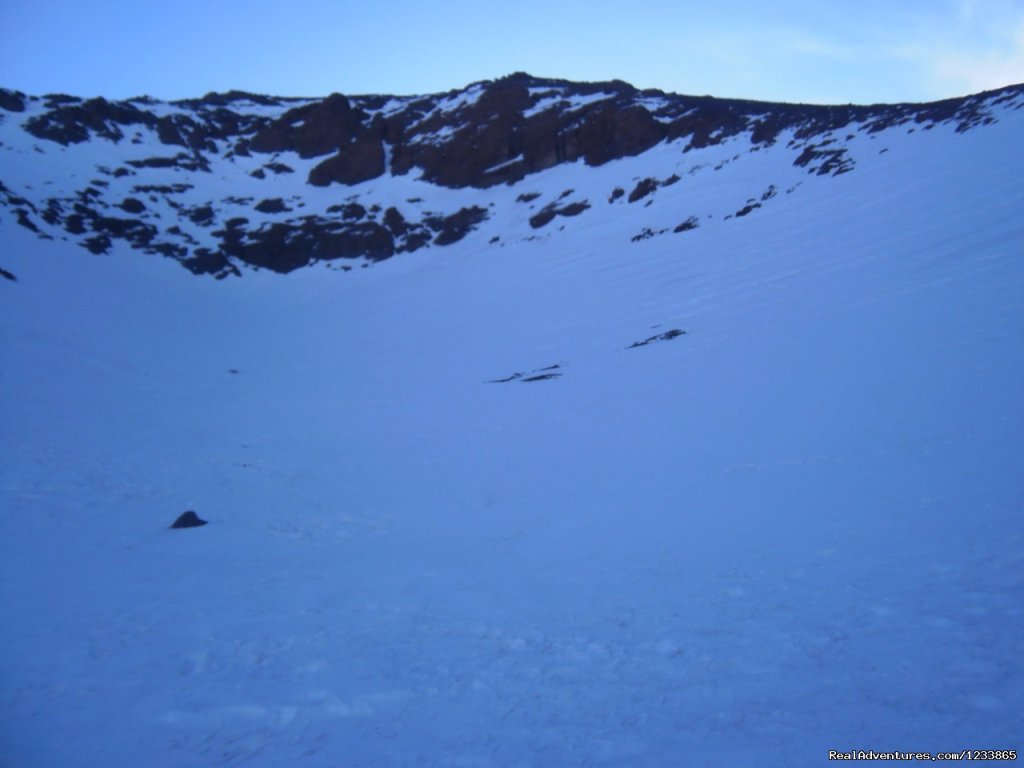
[1,89,1023,766]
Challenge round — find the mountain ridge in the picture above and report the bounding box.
[2,73,1022,278]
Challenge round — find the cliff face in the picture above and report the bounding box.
[1,73,1021,277]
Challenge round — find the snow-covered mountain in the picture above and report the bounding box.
[1,75,1022,766]
[2,74,1020,278]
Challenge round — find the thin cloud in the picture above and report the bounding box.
[895,1,1024,97]
[683,4,1024,102]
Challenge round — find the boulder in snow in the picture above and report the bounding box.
[170,510,208,529]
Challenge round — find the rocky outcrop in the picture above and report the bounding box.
[170,204,489,276]
[0,88,26,112]
[253,197,290,214]
[23,96,153,145]
[2,74,1021,278]
[308,135,386,186]
[250,93,371,158]
[426,206,489,245]
[14,74,1020,189]
[528,200,590,229]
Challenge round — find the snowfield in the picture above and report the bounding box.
[1,89,1023,767]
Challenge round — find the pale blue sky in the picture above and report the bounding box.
[2,0,1022,104]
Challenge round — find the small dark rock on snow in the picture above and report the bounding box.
[488,363,563,383]
[170,510,208,529]
[627,329,686,349]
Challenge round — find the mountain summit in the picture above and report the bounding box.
[1,74,1021,277]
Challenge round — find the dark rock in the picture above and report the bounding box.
[632,227,667,242]
[0,89,27,112]
[119,197,146,214]
[24,96,154,145]
[382,206,407,236]
[673,216,699,233]
[425,206,489,245]
[528,208,558,229]
[254,197,290,214]
[488,372,523,383]
[145,241,189,260]
[250,93,368,158]
[15,209,39,233]
[181,248,241,279]
[186,204,215,225]
[627,329,686,349]
[558,201,589,217]
[528,200,590,229]
[64,214,87,234]
[393,80,534,187]
[90,214,156,246]
[170,510,208,529]
[576,105,665,166]
[793,144,854,176]
[327,202,367,220]
[384,77,664,188]
[133,183,193,195]
[43,94,80,108]
[671,98,756,151]
[127,153,210,172]
[400,227,432,253]
[489,363,562,383]
[307,136,385,186]
[41,198,64,225]
[628,178,659,203]
[83,234,111,254]
[156,116,187,147]
[208,216,395,272]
